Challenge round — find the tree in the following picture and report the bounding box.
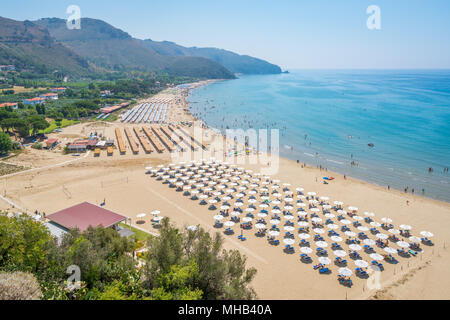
[0,132,12,155]
[144,218,257,300]
[26,115,50,136]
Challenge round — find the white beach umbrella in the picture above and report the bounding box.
[364,239,376,246]
[384,247,397,254]
[297,211,308,217]
[358,226,369,232]
[297,203,306,208]
[318,257,331,265]
[283,239,295,245]
[298,221,309,227]
[258,213,268,218]
[310,208,320,213]
[400,224,412,231]
[325,214,336,219]
[349,244,362,251]
[234,202,244,207]
[284,198,294,203]
[222,196,232,201]
[354,260,369,268]
[231,212,241,217]
[296,188,304,192]
[224,221,235,227]
[340,219,351,225]
[370,253,384,261]
[334,201,344,206]
[298,234,311,240]
[136,213,147,219]
[381,217,393,224]
[214,215,224,221]
[307,192,317,196]
[320,196,330,201]
[271,209,281,214]
[345,231,356,237]
[327,224,339,230]
[339,268,353,277]
[284,215,294,221]
[348,206,358,211]
[209,199,218,204]
[331,236,343,243]
[353,216,363,221]
[420,231,434,238]
[312,217,323,223]
[284,226,295,232]
[272,200,281,205]
[259,204,269,208]
[334,250,347,257]
[221,205,230,210]
[322,205,332,210]
[285,205,294,210]
[255,224,266,229]
[187,225,198,231]
[364,212,375,217]
[397,241,410,248]
[409,236,421,243]
[376,233,389,240]
[301,247,313,254]
[370,222,381,227]
[389,229,400,235]
[316,241,328,248]
[242,217,253,223]
[314,228,325,234]
[269,231,280,237]
[246,208,255,212]
[151,210,160,216]
[270,220,280,225]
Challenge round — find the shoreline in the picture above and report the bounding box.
[183,80,450,206]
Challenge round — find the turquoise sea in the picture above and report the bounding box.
[187,70,450,202]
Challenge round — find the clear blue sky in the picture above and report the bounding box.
[2,0,450,69]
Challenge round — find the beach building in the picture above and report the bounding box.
[86,138,99,150]
[0,102,18,110]
[100,90,112,97]
[0,65,15,71]
[23,97,45,105]
[45,138,58,149]
[46,202,128,236]
[39,93,59,100]
[67,139,89,153]
[51,87,66,93]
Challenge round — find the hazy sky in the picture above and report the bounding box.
[2,0,450,70]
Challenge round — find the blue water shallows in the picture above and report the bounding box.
[187,70,450,202]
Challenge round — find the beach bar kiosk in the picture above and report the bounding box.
[46,202,129,236]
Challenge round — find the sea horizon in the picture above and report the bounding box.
[187,69,450,203]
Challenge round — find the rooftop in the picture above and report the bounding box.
[47,202,127,232]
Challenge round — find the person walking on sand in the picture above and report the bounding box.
[406,200,410,206]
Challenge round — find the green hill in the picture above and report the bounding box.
[142,40,282,75]
[34,18,235,79]
[0,17,91,76]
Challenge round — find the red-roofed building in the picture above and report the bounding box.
[51,87,66,93]
[23,97,45,105]
[47,202,127,232]
[45,139,58,149]
[0,102,18,109]
[39,93,59,100]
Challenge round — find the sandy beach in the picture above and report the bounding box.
[1,82,449,300]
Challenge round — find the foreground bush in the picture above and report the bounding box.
[0,272,42,300]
